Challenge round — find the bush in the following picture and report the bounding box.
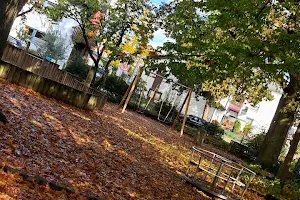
[233,120,241,133]
[247,133,265,150]
[204,135,231,151]
[98,75,129,104]
[105,75,128,95]
[63,52,89,81]
[243,123,252,135]
[204,123,225,136]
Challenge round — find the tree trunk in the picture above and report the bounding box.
[83,66,97,93]
[202,102,210,121]
[0,0,27,119]
[96,26,128,89]
[0,0,27,58]
[257,74,298,171]
[279,124,300,185]
[98,60,111,89]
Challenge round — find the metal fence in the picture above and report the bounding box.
[183,146,256,200]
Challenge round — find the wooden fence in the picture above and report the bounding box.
[1,44,103,97]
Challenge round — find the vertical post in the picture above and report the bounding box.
[211,161,224,189]
[144,85,159,110]
[121,67,141,113]
[241,174,255,199]
[180,88,193,136]
[118,75,136,108]
[171,88,191,130]
[62,72,68,85]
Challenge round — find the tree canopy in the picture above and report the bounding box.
[46,0,157,90]
[151,0,300,172]
[37,29,68,62]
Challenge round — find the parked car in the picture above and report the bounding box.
[179,115,207,128]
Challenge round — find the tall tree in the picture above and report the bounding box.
[37,29,68,62]
[155,0,300,170]
[46,0,156,92]
[45,0,108,92]
[280,123,300,185]
[0,0,28,122]
[0,0,28,57]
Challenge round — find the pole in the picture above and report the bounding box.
[121,67,142,113]
[144,85,159,110]
[171,88,191,130]
[180,88,192,136]
[118,75,136,108]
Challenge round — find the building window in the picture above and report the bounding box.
[246,117,254,125]
[240,106,248,115]
[35,31,45,39]
[228,110,238,118]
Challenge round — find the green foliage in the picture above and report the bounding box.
[153,102,178,121]
[96,75,129,103]
[63,52,89,81]
[151,0,300,107]
[223,131,244,143]
[243,123,252,135]
[247,134,266,150]
[203,123,225,136]
[233,120,241,133]
[45,0,157,87]
[205,135,231,151]
[16,27,31,44]
[104,75,128,96]
[247,164,262,173]
[37,29,67,61]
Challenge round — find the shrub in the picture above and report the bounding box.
[243,123,252,135]
[204,135,231,151]
[104,75,128,96]
[63,52,89,81]
[233,120,241,133]
[100,75,129,104]
[247,133,265,150]
[153,102,178,121]
[204,123,225,136]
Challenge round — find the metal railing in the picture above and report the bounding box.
[184,146,256,200]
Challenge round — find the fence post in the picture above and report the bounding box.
[62,72,68,85]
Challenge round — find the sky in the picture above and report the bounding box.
[149,0,173,48]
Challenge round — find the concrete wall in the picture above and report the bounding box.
[0,62,106,110]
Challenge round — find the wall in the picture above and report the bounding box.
[238,90,282,134]
[0,63,105,110]
[210,90,282,135]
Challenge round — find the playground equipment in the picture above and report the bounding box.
[183,147,256,200]
[119,67,192,136]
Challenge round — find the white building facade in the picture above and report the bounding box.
[8,0,77,68]
[140,72,282,135]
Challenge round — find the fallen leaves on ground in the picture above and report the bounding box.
[0,80,263,200]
